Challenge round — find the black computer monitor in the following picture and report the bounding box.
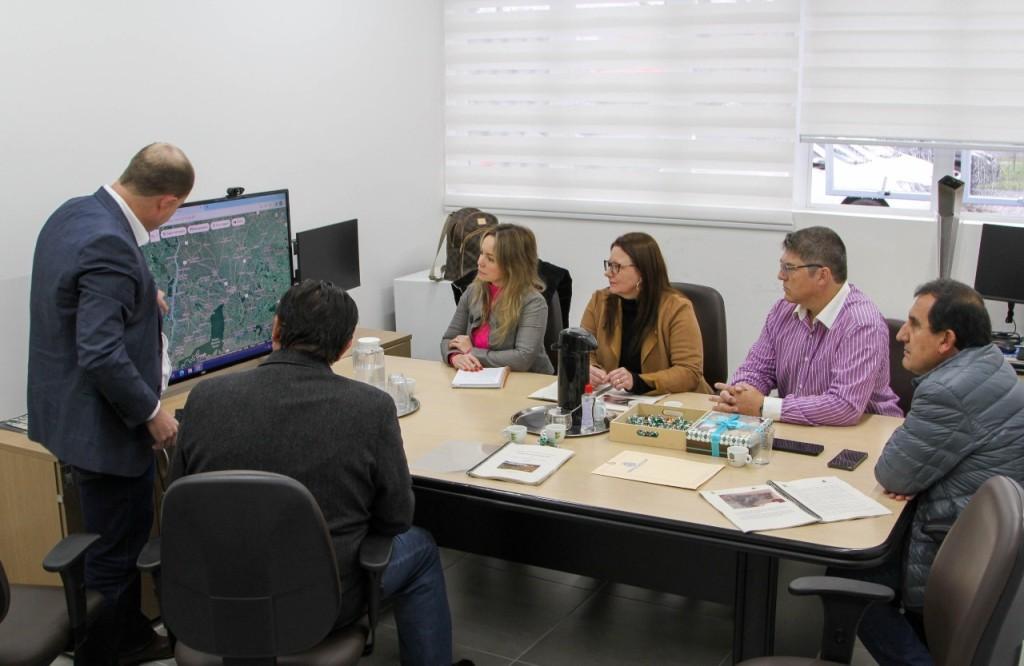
[974,223,1024,305]
[294,219,360,290]
[143,189,294,384]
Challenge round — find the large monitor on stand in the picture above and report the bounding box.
[294,218,360,290]
[974,223,1024,346]
[143,189,294,384]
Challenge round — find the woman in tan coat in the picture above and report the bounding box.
[581,232,711,395]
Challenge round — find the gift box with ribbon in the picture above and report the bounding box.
[685,411,773,458]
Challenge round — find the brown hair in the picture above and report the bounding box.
[470,224,544,343]
[602,232,675,353]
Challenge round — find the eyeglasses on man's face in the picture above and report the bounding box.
[778,262,823,275]
[603,260,635,275]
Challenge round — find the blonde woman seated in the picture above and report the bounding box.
[581,232,711,395]
[441,224,554,374]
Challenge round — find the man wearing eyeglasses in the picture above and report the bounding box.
[712,226,901,425]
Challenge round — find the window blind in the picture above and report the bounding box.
[799,0,1024,149]
[444,0,800,227]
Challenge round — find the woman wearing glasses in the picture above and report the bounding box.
[441,224,554,374]
[581,232,711,395]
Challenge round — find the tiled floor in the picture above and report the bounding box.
[53,551,880,666]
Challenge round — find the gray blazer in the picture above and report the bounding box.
[441,285,554,374]
[875,344,1024,608]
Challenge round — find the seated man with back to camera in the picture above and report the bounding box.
[844,279,1024,665]
[169,280,454,666]
[712,226,901,425]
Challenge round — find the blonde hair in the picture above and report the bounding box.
[470,224,544,343]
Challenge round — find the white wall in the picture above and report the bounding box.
[0,0,444,417]
[0,1,1010,420]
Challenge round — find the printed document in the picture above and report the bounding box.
[528,381,660,413]
[700,476,890,533]
[468,443,574,485]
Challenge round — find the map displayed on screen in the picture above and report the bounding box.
[143,190,294,383]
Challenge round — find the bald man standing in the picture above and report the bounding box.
[28,143,193,664]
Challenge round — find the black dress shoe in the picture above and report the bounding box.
[118,633,173,665]
[453,660,475,666]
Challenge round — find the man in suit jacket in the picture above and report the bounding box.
[169,281,454,666]
[28,143,193,664]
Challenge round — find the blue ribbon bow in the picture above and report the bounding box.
[709,414,742,457]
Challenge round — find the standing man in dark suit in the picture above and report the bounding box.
[169,281,454,666]
[28,143,193,664]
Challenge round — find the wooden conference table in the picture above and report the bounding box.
[326,355,909,663]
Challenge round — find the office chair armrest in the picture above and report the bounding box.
[789,576,895,664]
[42,533,100,573]
[359,533,394,656]
[922,521,953,544]
[41,533,101,652]
[790,575,894,601]
[359,533,394,573]
[136,538,162,573]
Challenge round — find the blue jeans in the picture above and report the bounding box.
[380,527,453,666]
[827,554,933,666]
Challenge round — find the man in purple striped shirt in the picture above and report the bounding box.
[711,226,902,426]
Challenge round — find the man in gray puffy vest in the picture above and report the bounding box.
[856,279,1024,665]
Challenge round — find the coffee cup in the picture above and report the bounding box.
[502,424,528,443]
[541,423,567,445]
[727,445,752,468]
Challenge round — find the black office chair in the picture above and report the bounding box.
[543,293,563,370]
[886,317,915,414]
[0,533,103,665]
[139,470,391,665]
[670,282,728,387]
[738,475,1024,665]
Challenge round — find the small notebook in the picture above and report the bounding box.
[452,366,509,388]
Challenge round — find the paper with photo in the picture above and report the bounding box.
[700,476,890,533]
[592,450,723,490]
[468,443,574,485]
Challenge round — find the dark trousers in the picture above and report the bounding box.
[827,552,933,666]
[73,463,157,664]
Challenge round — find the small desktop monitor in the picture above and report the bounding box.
[294,218,360,290]
[143,189,294,384]
[974,223,1024,305]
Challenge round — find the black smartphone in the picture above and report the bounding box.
[827,448,868,471]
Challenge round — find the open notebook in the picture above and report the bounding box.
[452,366,509,388]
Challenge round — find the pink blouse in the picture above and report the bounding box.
[471,283,502,349]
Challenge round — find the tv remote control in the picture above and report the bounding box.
[772,438,824,456]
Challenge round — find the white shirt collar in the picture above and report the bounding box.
[793,281,850,329]
[103,184,151,247]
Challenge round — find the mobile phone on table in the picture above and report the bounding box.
[827,448,868,471]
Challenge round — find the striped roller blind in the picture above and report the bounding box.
[444,0,801,228]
